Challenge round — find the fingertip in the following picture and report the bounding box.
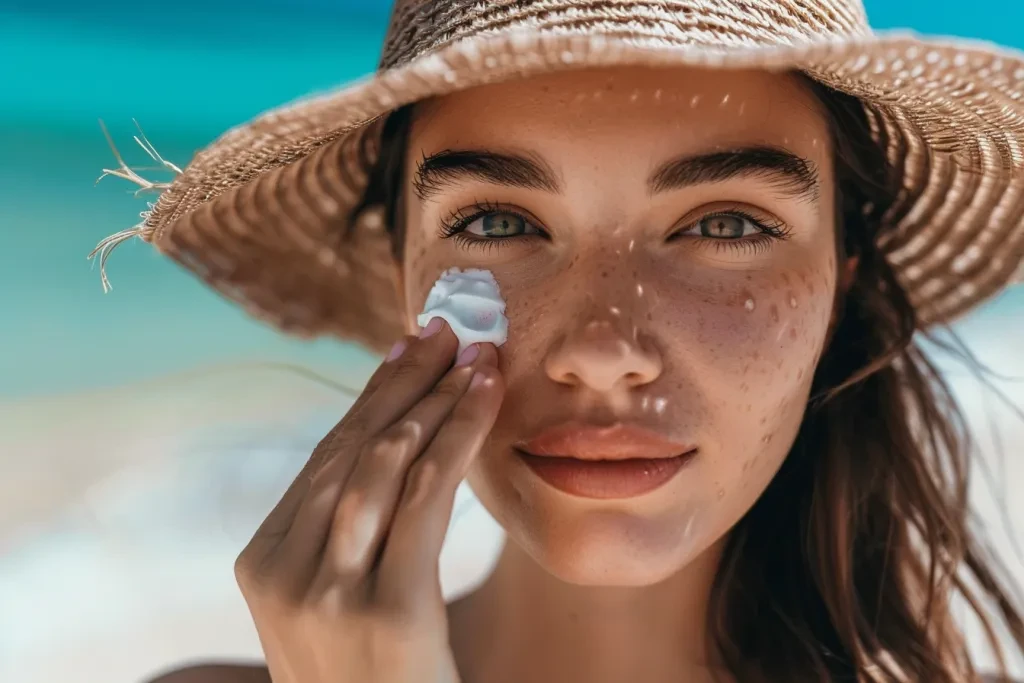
[473,341,500,366]
[469,366,504,395]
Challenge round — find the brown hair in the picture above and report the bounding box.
[351,76,1024,683]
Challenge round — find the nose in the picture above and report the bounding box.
[545,317,663,393]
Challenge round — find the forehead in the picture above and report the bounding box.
[410,65,831,157]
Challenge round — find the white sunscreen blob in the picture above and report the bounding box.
[417,267,509,354]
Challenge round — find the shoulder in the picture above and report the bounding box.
[145,662,270,683]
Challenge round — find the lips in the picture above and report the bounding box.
[515,423,696,499]
[519,422,693,461]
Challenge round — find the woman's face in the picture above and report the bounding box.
[400,66,839,586]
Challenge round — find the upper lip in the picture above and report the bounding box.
[517,422,694,461]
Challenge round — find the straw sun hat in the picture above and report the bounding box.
[94,0,1024,354]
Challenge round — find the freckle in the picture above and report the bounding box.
[601,271,609,278]
[759,416,767,425]
[646,312,652,321]
[770,304,780,323]
[781,272,791,285]
[789,327,798,340]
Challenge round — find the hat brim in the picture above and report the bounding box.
[101,29,1024,354]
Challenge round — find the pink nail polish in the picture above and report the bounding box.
[386,340,407,362]
[419,317,443,338]
[456,344,479,366]
[470,372,488,389]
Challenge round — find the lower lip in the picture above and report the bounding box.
[518,451,694,499]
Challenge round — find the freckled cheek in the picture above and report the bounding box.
[654,277,832,389]
[495,286,567,373]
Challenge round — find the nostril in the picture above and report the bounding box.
[624,371,645,386]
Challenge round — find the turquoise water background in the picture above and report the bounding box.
[1,0,1022,399]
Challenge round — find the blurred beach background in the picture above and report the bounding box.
[1,1,1022,681]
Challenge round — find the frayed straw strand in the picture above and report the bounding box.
[90,120,182,291]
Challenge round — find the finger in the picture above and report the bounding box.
[311,344,497,589]
[340,317,460,443]
[248,321,457,549]
[375,365,504,608]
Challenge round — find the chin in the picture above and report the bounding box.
[519,507,712,587]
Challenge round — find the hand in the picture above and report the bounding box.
[234,319,503,683]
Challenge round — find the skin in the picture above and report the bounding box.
[150,66,845,683]
[404,66,838,681]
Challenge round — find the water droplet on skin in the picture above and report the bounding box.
[721,93,730,106]
[744,298,755,311]
[609,306,621,316]
[789,295,798,309]
[654,397,668,414]
[762,434,773,445]
[630,89,640,102]
[636,283,644,297]
[653,88,662,100]
[717,488,725,500]
[628,239,636,252]
[738,101,746,116]
[641,396,650,411]
[690,94,702,108]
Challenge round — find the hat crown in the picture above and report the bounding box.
[379,0,871,70]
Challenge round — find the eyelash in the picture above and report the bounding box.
[437,200,544,251]
[436,201,791,253]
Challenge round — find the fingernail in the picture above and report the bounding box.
[470,372,488,390]
[419,317,443,339]
[385,339,407,362]
[455,344,479,366]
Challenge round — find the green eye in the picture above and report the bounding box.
[696,214,755,238]
[466,212,532,237]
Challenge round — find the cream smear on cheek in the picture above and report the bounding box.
[417,267,510,353]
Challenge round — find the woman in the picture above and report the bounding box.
[101,1,1024,681]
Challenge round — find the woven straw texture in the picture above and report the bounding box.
[101,0,1024,354]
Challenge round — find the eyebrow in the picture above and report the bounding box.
[413,145,819,202]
